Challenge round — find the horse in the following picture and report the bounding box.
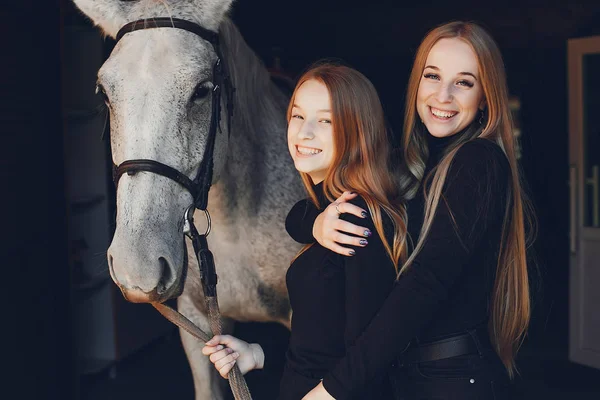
[71,1,304,398]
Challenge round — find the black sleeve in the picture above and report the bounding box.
[322,140,510,399]
[285,199,319,244]
[340,200,396,346]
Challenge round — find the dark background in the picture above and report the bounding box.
[3,0,600,399]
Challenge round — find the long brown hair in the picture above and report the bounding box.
[288,62,408,271]
[400,22,535,377]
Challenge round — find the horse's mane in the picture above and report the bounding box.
[219,18,290,138]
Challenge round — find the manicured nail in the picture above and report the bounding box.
[359,239,368,246]
[216,345,223,351]
[233,352,239,359]
[349,250,356,256]
[364,229,372,237]
[361,210,368,218]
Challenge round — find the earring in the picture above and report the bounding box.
[478,109,485,125]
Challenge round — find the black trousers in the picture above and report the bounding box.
[389,337,514,400]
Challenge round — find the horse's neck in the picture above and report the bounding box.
[209,19,301,221]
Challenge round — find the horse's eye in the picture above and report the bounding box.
[192,83,211,102]
[95,84,109,105]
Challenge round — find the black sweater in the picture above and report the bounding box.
[280,182,397,399]
[285,137,510,399]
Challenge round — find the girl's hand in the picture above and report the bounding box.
[313,191,371,255]
[201,335,265,379]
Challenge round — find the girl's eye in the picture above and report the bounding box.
[291,114,304,120]
[457,80,474,88]
[424,73,440,80]
[319,119,331,124]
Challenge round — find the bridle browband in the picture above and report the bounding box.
[112,17,235,211]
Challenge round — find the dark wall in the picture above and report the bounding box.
[2,1,74,399]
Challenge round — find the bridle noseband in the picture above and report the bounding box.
[112,17,235,211]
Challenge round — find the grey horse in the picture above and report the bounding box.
[72,0,304,398]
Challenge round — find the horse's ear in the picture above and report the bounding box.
[71,0,133,38]
[190,0,234,31]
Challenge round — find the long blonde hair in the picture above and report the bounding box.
[288,62,408,271]
[399,22,535,377]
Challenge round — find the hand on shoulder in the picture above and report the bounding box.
[313,191,372,256]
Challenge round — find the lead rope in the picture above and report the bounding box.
[152,208,252,400]
[150,303,252,400]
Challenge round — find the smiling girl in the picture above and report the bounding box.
[202,63,408,399]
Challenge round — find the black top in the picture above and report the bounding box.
[285,136,510,399]
[280,182,397,399]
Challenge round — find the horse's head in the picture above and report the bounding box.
[73,0,234,303]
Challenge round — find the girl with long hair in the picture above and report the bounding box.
[202,62,408,399]
[286,21,535,399]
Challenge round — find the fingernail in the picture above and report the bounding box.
[364,229,372,237]
[233,352,239,359]
[359,239,368,246]
[216,345,223,351]
[361,211,368,218]
[349,250,356,256]
[227,348,234,354]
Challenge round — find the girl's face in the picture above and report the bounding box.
[417,38,486,138]
[287,79,335,184]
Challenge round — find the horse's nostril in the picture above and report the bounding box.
[157,257,172,295]
[108,254,116,280]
